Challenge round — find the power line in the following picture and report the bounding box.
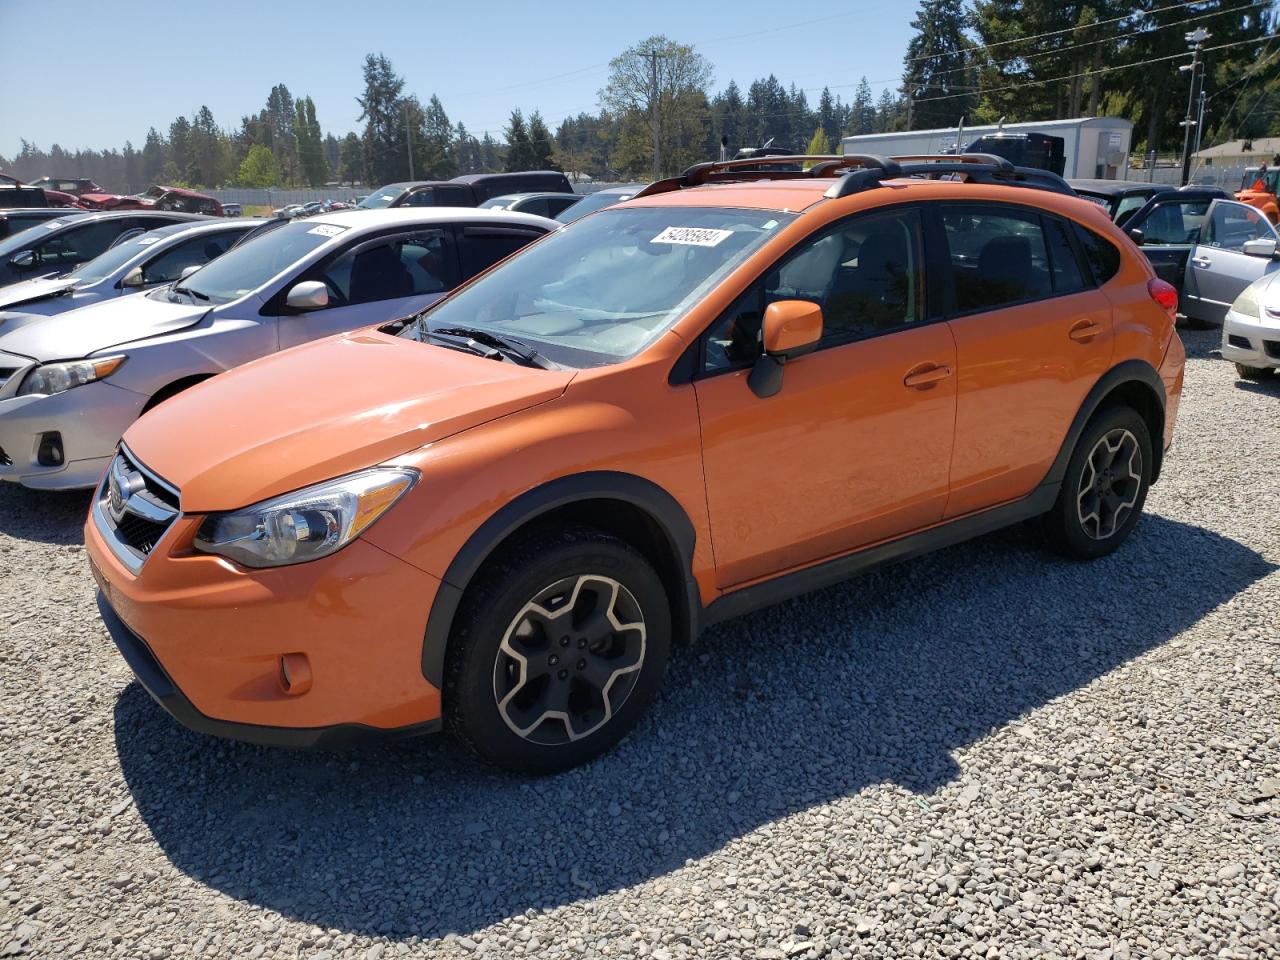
[904,0,1231,64]
[911,33,1278,104]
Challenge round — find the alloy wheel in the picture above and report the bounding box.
[493,574,647,745]
[1076,427,1143,540]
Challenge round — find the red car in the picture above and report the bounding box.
[26,176,104,197]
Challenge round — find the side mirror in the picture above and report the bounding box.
[9,250,35,270]
[285,280,329,311]
[178,264,201,281]
[1126,228,1145,246]
[1242,237,1279,259]
[748,300,823,399]
[121,266,145,288]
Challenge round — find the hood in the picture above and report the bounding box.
[0,276,78,313]
[0,291,208,362]
[123,330,575,511]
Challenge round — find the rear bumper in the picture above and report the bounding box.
[96,590,440,748]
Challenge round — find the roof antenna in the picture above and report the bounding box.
[996,116,1006,133]
[956,115,965,154]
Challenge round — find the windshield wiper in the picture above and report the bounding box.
[171,284,209,302]
[430,326,556,369]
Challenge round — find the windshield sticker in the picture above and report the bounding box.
[307,224,347,238]
[380,195,396,202]
[45,221,65,229]
[136,236,161,245]
[651,226,733,247]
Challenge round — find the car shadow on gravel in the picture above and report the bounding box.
[0,483,91,545]
[114,512,1274,940]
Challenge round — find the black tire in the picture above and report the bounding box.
[1235,362,1272,381]
[443,525,671,774]
[1041,405,1153,561]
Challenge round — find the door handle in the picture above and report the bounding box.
[1068,320,1104,343]
[1191,257,1212,268]
[903,363,953,389]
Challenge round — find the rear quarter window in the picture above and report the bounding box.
[1072,223,1121,285]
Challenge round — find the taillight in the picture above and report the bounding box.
[1147,278,1178,321]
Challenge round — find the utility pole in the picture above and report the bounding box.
[1179,28,1210,186]
[403,100,415,181]
[642,50,665,179]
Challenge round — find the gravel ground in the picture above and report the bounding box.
[1,327,1278,960]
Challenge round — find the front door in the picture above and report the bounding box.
[693,205,957,588]
[1184,199,1280,324]
[277,229,456,350]
[1122,190,1218,298]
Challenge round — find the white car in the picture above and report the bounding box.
[0,208,557,489]
[1222,268,1280,380]
[0,219,264,335]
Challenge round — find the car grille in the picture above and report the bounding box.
[93,446,180,573]
[1265,340,1280,360]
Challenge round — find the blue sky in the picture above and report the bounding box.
[0,0,917,156]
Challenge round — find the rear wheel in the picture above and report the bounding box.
[1042,405,1152,560]
[444,526,671,773]
[1235,362,1272,381]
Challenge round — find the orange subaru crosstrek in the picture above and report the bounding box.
[86,154,1185,772]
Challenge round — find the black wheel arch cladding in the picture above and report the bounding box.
[421,471,701,689]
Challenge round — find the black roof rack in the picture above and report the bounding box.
[630,152,1075,201]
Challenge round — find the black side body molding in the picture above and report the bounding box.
[98,592,439,749]
[420,472,701,688]
[703,483,1059,626]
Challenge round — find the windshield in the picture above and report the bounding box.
[556,190,635,222]
[64,234,157,283]
[358,185,404,209]
[176,220,344,304]
[400,206,792,365]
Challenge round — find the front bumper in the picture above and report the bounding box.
[86,490,446,744]
[1221,306,1280,370]
[0,380,145,489]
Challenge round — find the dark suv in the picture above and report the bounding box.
[359,171,574,209]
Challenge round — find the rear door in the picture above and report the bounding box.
[1183,199,1280,323]
[937,202,1115,517]
[277,228,458,349]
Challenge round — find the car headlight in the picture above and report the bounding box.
[17,356,126,397]
[1230,282,1262,320]
[193,468,418,568]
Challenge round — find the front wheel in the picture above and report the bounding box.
[1041,406,1152,560]
[444,527,671,773]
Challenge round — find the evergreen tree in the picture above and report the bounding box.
[504,109,538,171]
[167,116,191,184]
[527,111,560,170]
[852,78,876,136]
[805,127,832,156]
[421,95,456,178]
[902,0,977,129]
[141,127,165,185]
[338,132,363,184]
[357,53,408,184]
[293,97,328,186]
[817,87,841,146]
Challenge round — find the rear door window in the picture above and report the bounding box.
[457,226,546,280]
[939,205,1053,312]
[1132,199,1210,246]
[1072,224,1122,285]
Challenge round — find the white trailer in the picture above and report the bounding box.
[841,117,1134,180]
